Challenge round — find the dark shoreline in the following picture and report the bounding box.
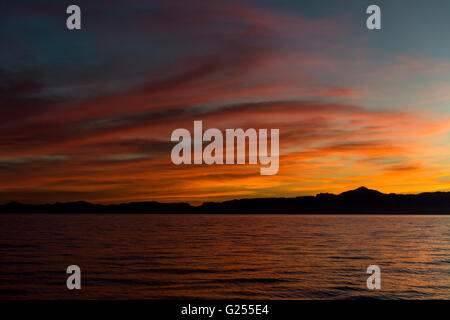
[2,187,450,215]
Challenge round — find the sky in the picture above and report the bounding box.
[1,0,450,204]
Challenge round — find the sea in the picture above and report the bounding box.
[0,214,449,299]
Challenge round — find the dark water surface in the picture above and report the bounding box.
[0,214,449,299]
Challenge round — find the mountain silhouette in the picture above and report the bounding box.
[338,186,383,197]
[1,187,450,214]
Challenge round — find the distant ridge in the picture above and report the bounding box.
[1,187,450,214]
[338,186,384,197]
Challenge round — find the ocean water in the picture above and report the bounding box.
[0,214,449,299]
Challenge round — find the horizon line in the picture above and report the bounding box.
[3,186,450,207]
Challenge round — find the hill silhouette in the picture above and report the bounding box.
[1,187,450,214]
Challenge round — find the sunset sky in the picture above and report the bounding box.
[1,0,450,204]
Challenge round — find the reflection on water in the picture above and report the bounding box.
[0,214,449,299]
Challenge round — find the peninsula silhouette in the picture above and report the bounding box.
[2,187,450,214]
